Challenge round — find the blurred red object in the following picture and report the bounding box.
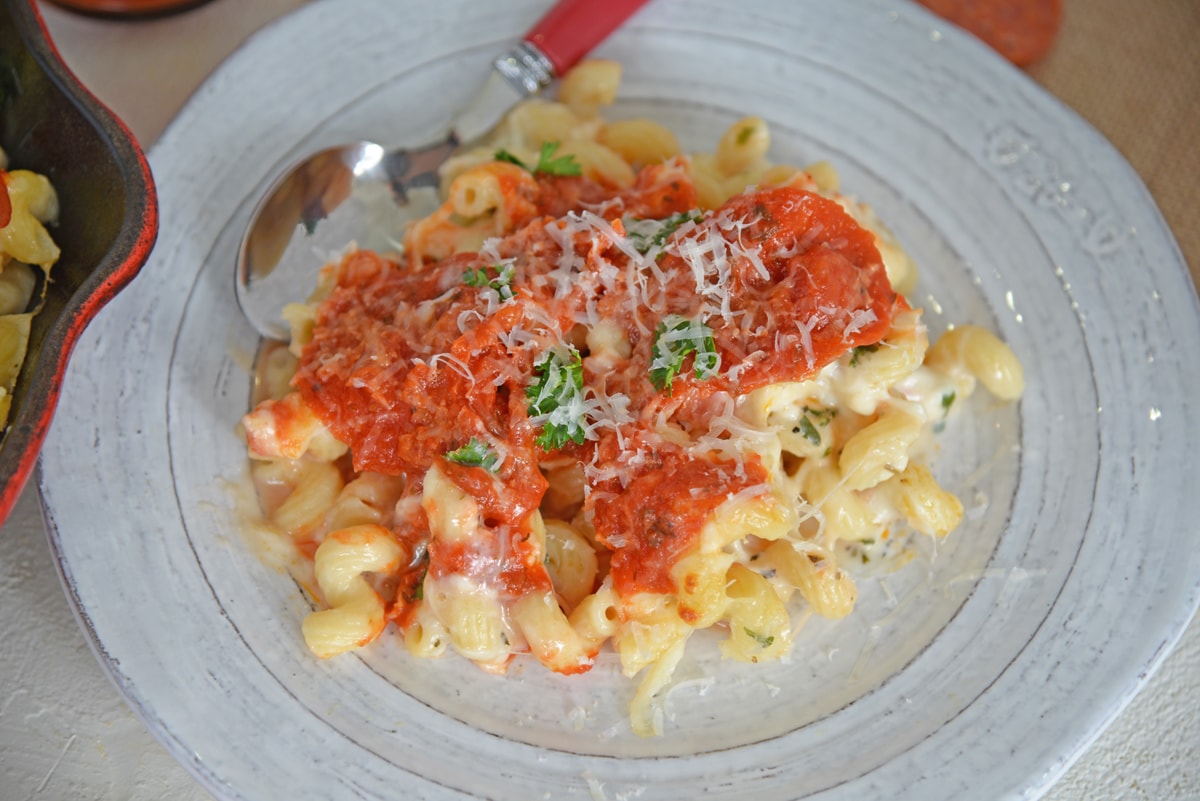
[42,0,213,17]
[916,0,1062,67]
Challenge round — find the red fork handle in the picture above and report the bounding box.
[524,0,651,76]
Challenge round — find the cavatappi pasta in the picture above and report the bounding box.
[0,146,60,431]
[242,60,1024,736]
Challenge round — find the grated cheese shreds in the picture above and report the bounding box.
[240,138,989,741]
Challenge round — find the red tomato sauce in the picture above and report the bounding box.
[290,162,897,608]
[593,452,769,596]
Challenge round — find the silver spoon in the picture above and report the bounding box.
[236,0,649,341]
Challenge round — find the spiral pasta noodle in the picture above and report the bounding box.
[241,61,1024,736]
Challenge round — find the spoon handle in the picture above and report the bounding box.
[455,0,651,141]
[524,0,651,75]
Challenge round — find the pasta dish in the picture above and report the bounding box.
[0,147,60,432]
[242,61,1023,736]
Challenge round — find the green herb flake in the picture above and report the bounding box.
[493,149,527,168]
[534,141,582,176]
[445,437,500,472]
[463,261,515,301]
[736,125,756,145]
[624,211,703,255]
[649,315,720,392]
[495,141,582,177]
[797,416,822,447]
[526,346,587,450]
[405,564,429,603]
[941,390,956,413]
[849,343,881,367]
[463,267,488,287]
[803,406,836,426]
[744,627,775,649]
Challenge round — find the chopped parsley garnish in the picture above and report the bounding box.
[534,141,583,176]
[941,390,956,413]
[804,406,836,426]
[787,410,835,448]
[527,346,586,450]
[444,437,500,472]
[797,416,822,447]
[463,261,515,301]
[736,124,756,145]
[793,407,834,447]
[624,211,703,255]
[649,315,720,392]
[494,149,525,167]
[404,558,429,603]
[744,628,775,649]
[849,343,881,367]
[494,141,581,177]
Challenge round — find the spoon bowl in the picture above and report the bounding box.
[235,0,649,340]
[237,138,457,340]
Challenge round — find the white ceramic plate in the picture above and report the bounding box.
[38,1,1200,799]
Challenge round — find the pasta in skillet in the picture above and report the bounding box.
[242,60,1023,736]
[0,146,60,431]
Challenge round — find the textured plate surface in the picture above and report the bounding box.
[37,1,1200,799]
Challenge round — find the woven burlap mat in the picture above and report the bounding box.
[1027,0,1199,289]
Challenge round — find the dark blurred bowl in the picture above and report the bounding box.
[0,0,157,525]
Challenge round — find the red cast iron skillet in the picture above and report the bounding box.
[0,0,157,525]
